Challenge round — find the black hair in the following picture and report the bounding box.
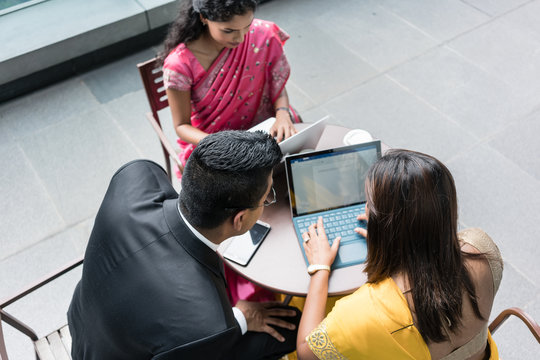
[159,0,258,64]
[179,130,281,229]
[364,149,483,343]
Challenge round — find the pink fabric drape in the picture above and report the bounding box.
[163,19,291,167]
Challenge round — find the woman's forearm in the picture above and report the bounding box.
[176,123,208,145]
[273,87,290,113]
[297,270,330,360]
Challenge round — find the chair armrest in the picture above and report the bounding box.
[0,257,84,345]
[145,112,184,174]
[489,307,540,343]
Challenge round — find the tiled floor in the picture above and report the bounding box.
[1,0,539,358]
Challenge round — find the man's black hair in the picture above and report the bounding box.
[179,130,282,229]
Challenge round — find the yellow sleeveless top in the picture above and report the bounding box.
[307,228,503,359]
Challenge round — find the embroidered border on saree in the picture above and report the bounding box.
[306,319,347,360]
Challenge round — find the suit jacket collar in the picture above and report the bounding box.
[163,199,227,283]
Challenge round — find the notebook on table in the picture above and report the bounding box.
[284,140,382,269]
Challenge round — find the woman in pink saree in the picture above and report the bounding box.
[160,0,299,306]
[161,0,299,170]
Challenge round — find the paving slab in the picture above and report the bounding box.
[19,108,140,226]
[461,0,532,16]
[447,143,540,284]
[285,21,378,105]
[322,75,478,163]
[0,77,100,139]
[387,46,539,138]
[488,108,540,183]
[310,0,438,71]
[377,0,490,41]
[81,47,158,104]
[0,143,65,261]
[449,11,540,98]
[103,90,166,165]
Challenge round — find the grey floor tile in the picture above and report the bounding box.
[256,0,340,31]
[449,13,540,99]
[309,0,439,71]
[3,268,82,355]
[2,326,35,360]
[81,47,158,104]
[491,298,540,359]
[0,116,15,146]
[501,0,540,35]
[447,143,540,283]
[377,0,490,41]
[387,46,538,138]
[489,261,540,352]
[19,108,140,226]
[103,90,165,164]
[0,222,86,299]
[284,22,378,105]
[491,261,538,317]
[322,75,478,163]
[285,80,316,114]
[0,143,64,260]
[461,0,532,16]
[488,108,540,183]
[297,106,332,125]
[0,77,100,139]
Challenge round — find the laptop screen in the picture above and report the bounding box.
[286,141,381,217]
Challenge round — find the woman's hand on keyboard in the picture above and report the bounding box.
[302,216,341,267]
[355,213,368,238]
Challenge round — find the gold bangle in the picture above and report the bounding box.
[307,264,331,275]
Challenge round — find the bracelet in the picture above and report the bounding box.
[307,264,331,275]
[275,107,290,113]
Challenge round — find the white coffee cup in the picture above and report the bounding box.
[343,129,373,145]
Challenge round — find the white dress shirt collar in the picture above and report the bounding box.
[177,201,219,252]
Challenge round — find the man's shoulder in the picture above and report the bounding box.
[113,159,166,179]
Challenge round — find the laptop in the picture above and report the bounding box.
[284,140,382,269]
[249,116,329,155]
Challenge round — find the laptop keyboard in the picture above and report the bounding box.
[294,204,367,245]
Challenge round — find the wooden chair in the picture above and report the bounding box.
[0,258,83,360]
[137,57,184,181]
[489,307,540,343]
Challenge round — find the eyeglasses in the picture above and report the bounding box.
[261,186,277,207]
[225,186,276,209]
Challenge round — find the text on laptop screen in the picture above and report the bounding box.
[289,144,379,216]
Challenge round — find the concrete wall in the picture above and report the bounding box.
[0,0,178,86]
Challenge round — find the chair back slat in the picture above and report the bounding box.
[137,58,169,120]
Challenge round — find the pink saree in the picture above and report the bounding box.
[163,19,291,167]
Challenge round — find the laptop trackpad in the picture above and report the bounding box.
[337,242,367,265]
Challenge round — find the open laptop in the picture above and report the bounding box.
[249,116,329,155]
[284,140,382,269]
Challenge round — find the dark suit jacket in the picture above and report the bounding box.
[68,160,241,360]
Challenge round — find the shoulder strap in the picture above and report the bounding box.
[459,228,503,295]
[440,229,503,360]
[440,325,488,360]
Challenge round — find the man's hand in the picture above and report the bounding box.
[235,301,297,342]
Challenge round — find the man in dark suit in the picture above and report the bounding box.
[68,130,299,360]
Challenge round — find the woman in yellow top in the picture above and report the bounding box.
[296,149,503,360]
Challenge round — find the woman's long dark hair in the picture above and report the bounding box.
[158,0,258,63]
[364,149,483,344]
